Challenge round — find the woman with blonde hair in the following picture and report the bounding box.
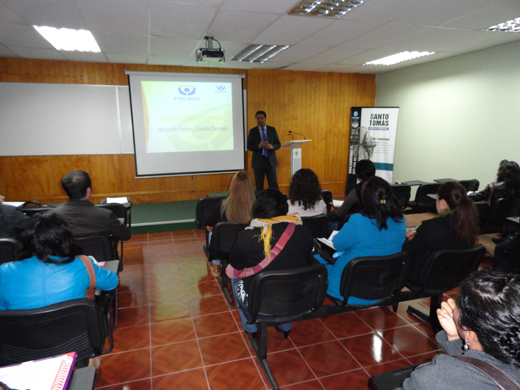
[207,170,256,275]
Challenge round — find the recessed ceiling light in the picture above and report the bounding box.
[34,25,101,52]
[364,51,435,66]
[288,0,365,18]
[231,45,290,63]
[487,17,520,33]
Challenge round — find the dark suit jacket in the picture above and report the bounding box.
[51,200,131,241]
[247,125,281,169]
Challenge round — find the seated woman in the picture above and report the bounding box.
[287,168,327,217]
[227,189,314,338]
[206,170,256,275]
[315,176,406,304]
[327,159,375,223]
[0,212,118,310]
[398,270,520,389]
[469,159,520,203]
[403,182,479,285]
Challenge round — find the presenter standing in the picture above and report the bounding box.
[247,111,281,191]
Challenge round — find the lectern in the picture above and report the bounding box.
[281,139,312,177]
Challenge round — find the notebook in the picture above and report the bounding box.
[0,352,77,390]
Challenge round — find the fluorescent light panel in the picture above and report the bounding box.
[231,45,290,63]
[364,51,435,66]
[287,0,365,18]
[34,25,101,52]
[487,17,520,32]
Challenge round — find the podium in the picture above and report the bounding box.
[281,139,312,177]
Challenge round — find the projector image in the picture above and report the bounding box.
[196,48,225,63]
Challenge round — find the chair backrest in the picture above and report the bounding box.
[321,190,333,212]
[407,245,486,295]
[481,197,520,232]
[17,203,53,217]
[0,298,110,366]
[247,264,328,323]
[95,203,128,227]
[458,179,479,192]
[0,238,17,265]
[195,197,225,229]
[414,182,440,202]
[76,235,116,261]
[391,184,411,209]
[209,222,247,262]
[339,252,410,306]
[301,215,329,238]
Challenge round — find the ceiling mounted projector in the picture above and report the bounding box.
[197,36,225,63]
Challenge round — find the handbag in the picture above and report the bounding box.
[453,355,520,390]
[79,255,97,300]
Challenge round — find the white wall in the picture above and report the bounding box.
[375,39,520,189]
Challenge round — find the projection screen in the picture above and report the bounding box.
[126,71,245,177]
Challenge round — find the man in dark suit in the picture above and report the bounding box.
[247,111,281,190]
[51,170,131,242]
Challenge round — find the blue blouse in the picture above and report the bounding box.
[0,255,118,310]
[315,213,406,303]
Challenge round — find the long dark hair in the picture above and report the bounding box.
[498,161,520,199]
[16,212,82,264]
[361,176,403,230]
[288,169,322,210]
[438,182,478,245]
[457,270,520,367]
[252,189,288,219]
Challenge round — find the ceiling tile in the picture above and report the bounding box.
[339,23,428,49]
[76,0,149,36]
[266,45,328,63]
[441,0,520,30]
[381,27,468,52]
[301,47,366,64]
[147,55,186,66]
[150,1,217,39]
[0,3,24,24]
[7,46,67,60]
[149,37,199,57]
[252,15,334,45]
[0,44,21,57]
[297,19,385,47]
[0,24,54,49]
[206,9,279,43]
[2,0,87,29]
[341,0,408,23]
[94,33,148,55]
[284,63,352,72]
[105,53,148,64]
[221,0,296,14]
[165,0,225,6]
[336,49,399,65]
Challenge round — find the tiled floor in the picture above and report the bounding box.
[94,230,471,390]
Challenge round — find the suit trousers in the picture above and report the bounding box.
[253,156,279,191]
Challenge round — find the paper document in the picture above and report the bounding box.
[106,197,129,204]
[316,231,339,250]
[332,200,344,208]
[3,201,25,207]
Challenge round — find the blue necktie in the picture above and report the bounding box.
[261,128,268,157]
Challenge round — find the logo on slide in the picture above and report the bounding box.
[178,85,196,96]
[217,85,225,91]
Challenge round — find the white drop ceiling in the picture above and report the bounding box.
[0,0,519,74]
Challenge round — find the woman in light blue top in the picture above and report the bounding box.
[0,212,118,310]
[315,176,406,303]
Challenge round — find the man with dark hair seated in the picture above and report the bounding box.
[51,170,131,242]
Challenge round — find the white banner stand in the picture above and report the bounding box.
[281,139,312,177]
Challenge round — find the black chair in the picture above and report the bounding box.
[407,182,441,213]
[96,202,130,260]
[333,252,410,307]
[17,201,53,217]
[321,189,333,212]
[195,196,226,253]
[301,215,329,238]
[242,264,328,390]
[208,221,247,306]
[457,179,479,192]
[391,184,411,210]
[0,298,113,367]
[0,237,17,265]
[480,197,520,234]
[404,245,486,328]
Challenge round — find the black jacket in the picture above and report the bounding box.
[247,125,281,169]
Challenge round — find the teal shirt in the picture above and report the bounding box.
[0,255,118,310]
[316,213,406,303]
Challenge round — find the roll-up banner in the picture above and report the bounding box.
[348,107,399,183]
